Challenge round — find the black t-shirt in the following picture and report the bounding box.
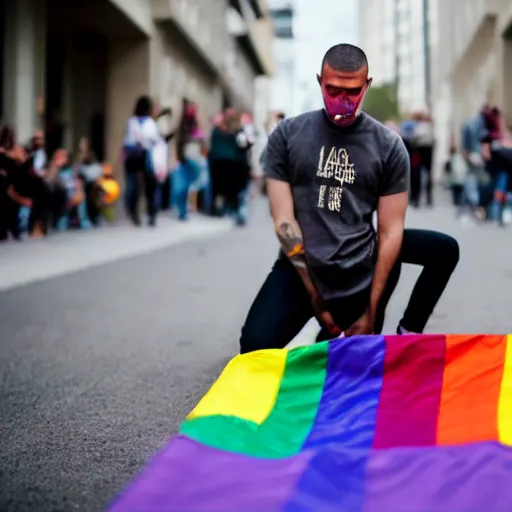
[263,110,410,300]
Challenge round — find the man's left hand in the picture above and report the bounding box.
[345,308,374,337]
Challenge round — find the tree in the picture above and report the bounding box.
[364,83,400,122]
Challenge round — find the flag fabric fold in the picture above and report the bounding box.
[109,334,512,512]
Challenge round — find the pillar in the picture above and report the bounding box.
[2,0,46,143]
[502,34,512,124]
[106,38,150,174]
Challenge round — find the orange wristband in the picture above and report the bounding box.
[287,243,304,258]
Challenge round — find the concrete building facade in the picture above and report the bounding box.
[359,0,431,114]
[360,0,512,176]
[268,0,295,118]
[436,0,512,139]
[358,0,451,177]
[426,0,512,173]
[1,0,273,174]
[359,0,396,87]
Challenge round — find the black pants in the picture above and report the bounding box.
[83,180,103,225]
[410,146,434,206]
[209,159,250,215]
[125,167,158,223]
[451,184,464,207]
[28,177,64,233]
[239,229,459,353]
[0,195,21,239]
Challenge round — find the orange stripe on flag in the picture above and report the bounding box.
[437,335,507,445]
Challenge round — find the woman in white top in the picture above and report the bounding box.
[123,96,173,226]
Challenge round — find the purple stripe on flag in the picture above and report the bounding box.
[283,336,386,512]
[108,435,312,512]
[372,335,446,448]
[283,446,370,512]
[364,442,512,512]
[303,335,386,450]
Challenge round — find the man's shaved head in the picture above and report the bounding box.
[321,44,368,74]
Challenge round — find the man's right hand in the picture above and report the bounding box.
[311,293,342,337]
[267,178,342,338]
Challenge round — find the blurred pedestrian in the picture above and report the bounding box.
[460,106,490,221]
[1,144,33,240]
[74,137,105,225]
[410,111,435,207]
[236,112,256,225]
[48,149,91,231]
[446,142,468,210]
[0,126,17,240]
[122,95,173,227]
[30,129,47,177]
[484,111,512,224]
[173,99,206,221]
[209,109,252,224]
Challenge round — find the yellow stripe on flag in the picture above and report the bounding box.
[187,350,287,425]
[498,334,512,445]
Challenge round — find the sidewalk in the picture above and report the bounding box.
[0,215,233,292]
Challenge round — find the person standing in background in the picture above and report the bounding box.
[460,106,489,221]
[236,112,256,226]
[209,109,252,223]
[122,96,173,227]
[1,144,33,240]
[410,111,435,207]
[74,137,105,225]
[173,99,206,221]
[30,130,47,177]
[482,108,512,223]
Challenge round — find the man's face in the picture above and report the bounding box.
[318,63,371,126]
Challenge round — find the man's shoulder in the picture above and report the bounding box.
[361,113,400,138]
[361,113,405,154]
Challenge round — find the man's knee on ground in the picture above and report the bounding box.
[239,327,266,354]
[239,323,285,354]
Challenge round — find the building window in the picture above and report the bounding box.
[270,8,293,38]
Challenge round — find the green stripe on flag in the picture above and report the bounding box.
[180,342,329,458]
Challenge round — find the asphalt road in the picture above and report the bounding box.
[0,204,280,512]
[1,196,511,511]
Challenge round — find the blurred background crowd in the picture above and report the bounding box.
[2,0,512,241]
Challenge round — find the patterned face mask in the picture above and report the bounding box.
[321,80,371,127]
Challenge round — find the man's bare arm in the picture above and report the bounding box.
[267,178,317,296]
[267,178,341,335]
[370,191,408,316]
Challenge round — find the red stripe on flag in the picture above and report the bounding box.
[373,335,446,449]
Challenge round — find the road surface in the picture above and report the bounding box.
[0,197,510,511]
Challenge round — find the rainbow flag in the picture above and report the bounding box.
[109,334,512,512]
